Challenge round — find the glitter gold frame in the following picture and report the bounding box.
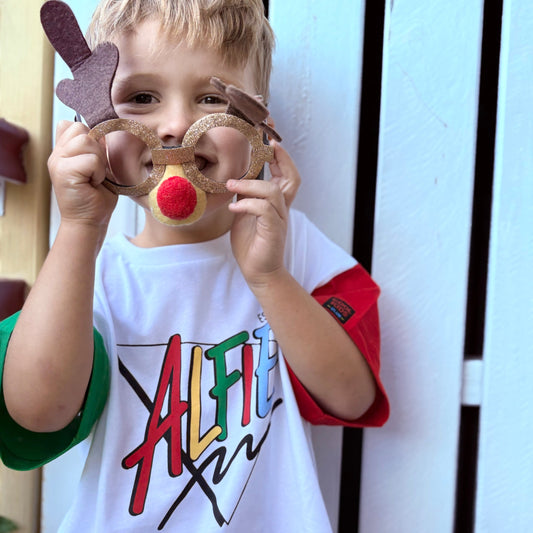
[89,114,274,196]
[40,1,281,197]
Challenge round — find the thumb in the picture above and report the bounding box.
[269,141,301,208]
[55,119,76,142]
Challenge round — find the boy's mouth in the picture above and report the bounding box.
[143,148,216,188]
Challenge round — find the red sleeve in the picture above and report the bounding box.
[287,264,390,427]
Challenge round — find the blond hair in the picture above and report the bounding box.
[86,0,275,101]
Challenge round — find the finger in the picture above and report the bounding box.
[57,123,108,162]
[54,121,108,173]
[227,179,286,220]
[50,130,108,188]
[55,120,89,146]
[227,178,285,207]
[76,153,107,185]
[268,141,292,178]
[229,197,284,223]
[55,120,73,141]
[268,141,301,207]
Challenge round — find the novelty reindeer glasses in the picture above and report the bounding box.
[40,1,281,226]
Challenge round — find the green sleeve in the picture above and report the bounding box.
[0,312,110,471]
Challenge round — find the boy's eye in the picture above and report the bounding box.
[200,95,228,106]
[132,93,155,104]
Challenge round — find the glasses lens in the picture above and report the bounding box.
[193,126,252,184]
[103,130,151,187]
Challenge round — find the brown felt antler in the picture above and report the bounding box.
[210,77,282,142]
[40,1,119,128]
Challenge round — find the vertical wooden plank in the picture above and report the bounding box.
[0,0,53,282]
[269,1,365,530]
[360,1,483,531]
[269,0,364,252]
[0,1,54,532]
[474,0,533,530]
[0,468,41,533]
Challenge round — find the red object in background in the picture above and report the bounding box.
[0,118,29,184]
[0,280,26,321]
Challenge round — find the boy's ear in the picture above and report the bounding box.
[41,0,119,128]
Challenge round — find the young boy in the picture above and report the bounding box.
[0,0,388,531]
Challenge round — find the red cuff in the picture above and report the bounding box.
[288,264,390,427]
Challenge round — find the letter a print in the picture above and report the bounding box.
[122,335,189,515]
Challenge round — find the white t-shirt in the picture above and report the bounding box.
[59,210,356,532]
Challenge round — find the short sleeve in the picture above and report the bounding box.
[0,312,110,471]
[288,264,390,427]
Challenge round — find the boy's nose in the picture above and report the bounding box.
[156,107,195,146]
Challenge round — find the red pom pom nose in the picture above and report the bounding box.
[156,176,198,220]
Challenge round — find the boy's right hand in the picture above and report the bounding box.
[49,120,117,229]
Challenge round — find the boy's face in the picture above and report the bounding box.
[105,18,258,234]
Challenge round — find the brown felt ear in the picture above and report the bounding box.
[55,42,119,127]
[260,122,282,143]
[210,77,282,142]
[41,1,119,127]
[225,85,268,125]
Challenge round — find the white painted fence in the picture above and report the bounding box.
[43,0,533,531]
[474,1,533,530]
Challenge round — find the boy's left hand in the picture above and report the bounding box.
[227,141,300,288]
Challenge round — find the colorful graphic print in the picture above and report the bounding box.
[117,322,283,529]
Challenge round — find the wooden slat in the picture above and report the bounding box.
[0,1,54,532]
[0,0,54,282]
[269,0,365,252]
[474,0,533,530]
[269,2,365,529]
[359,1,484,531]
